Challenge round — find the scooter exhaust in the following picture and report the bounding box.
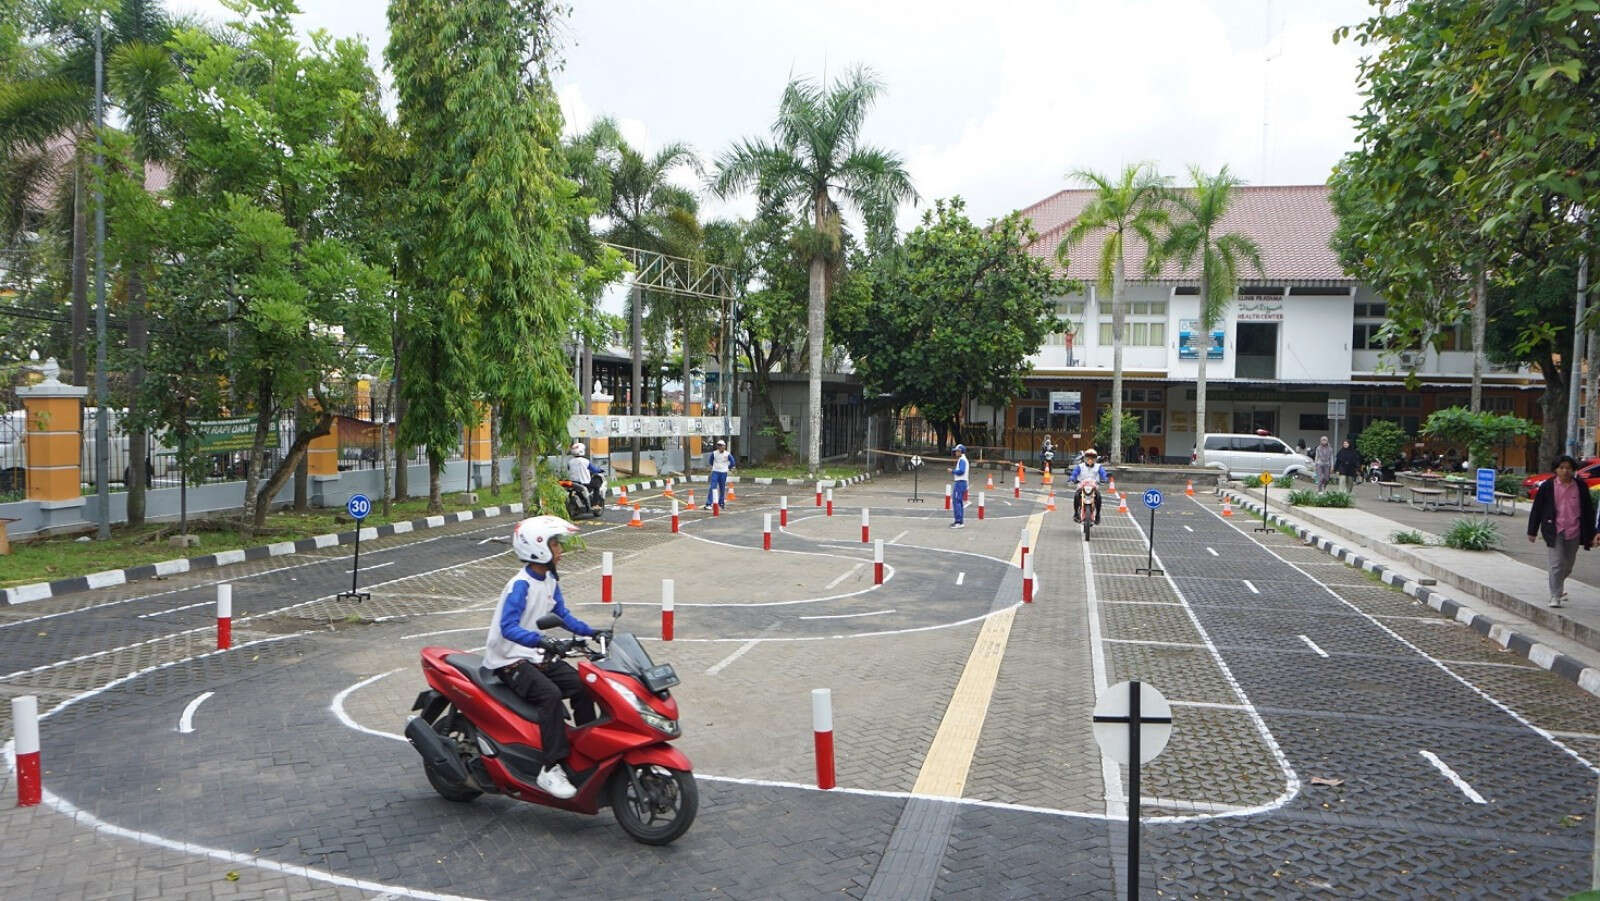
[405,716,470,785]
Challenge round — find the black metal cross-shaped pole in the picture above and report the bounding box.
[1092,680,1174,900]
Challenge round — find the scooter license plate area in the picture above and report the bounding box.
[642,664,679,693]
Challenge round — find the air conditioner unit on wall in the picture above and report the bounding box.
[1396,350,1422,368]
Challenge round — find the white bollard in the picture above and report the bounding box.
[763,513,773,551]
[602,552,614,602]
[671,499,680,533]
[217,583,233,649]
[861,507,870,543]
[1023,549,1035,604]
[12,695,40,806]
[978,491,986,520]
[780,495,789,527]
[826,488,834,517]
[661,579,675,641]
[874,538,885,584]
[812,688,835,789]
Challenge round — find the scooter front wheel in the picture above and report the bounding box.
[610,764,697,845]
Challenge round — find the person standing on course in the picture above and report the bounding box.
[1334,439,1361,493]
[706,438,735,508]
[1528,454,1595,608]
[949,443,969,529]
[1314,435,1334,491]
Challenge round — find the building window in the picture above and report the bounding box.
[1354,302,1387,318]
[1098,321,1167,346]
[1096,387,1165,404]
[1352,322,1387,350]
[1132,409,1164,434]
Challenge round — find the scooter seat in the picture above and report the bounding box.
[445,653,547,724]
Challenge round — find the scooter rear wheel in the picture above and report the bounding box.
[425,709,482,803]
[610,764,697,845]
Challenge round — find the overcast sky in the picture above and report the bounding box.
[172,0,1377,232]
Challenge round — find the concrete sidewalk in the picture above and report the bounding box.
[1217,484,1600,694]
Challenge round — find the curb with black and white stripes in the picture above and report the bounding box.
[0,502,529,607]
[1218,487,1600,700]
[600,471,872,498]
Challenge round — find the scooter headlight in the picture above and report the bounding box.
[606,677,680,736]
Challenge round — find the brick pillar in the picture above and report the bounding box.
[17,376,88,504]
[588,394,613,460]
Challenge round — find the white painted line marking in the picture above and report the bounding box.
[330,670,403,742]
[798,609,895,620]
[825,563,864,590]
[1081,536,1125,819]
[1298,635,1329,658]
[1205,547,1219,556]
[956,572,965,586]
[706,638,762,675]
[347,561,395,574]
[1243,579,1259,594]
[1170,700,1250,711]
[1419,749,1487,803]
[177,691,214,733]
[889,530,909,544]
[1183,525,1194,532]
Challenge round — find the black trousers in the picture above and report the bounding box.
[498,659,596,767]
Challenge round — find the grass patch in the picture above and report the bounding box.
[1,482,542,590]
[1287,489,1353,508]
[732,465,860,481]
[1442,517,1499,551]
[1241,475,1264,489]
[1390,529,1426,545]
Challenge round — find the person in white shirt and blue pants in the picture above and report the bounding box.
[950,444,969,529]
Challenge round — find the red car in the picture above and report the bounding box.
[1523,457,1600,498]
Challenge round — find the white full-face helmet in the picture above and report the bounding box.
[570,442,586,457]
[511,515,579,564]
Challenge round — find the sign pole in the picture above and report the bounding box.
[1092,681,1173,901]
[1128,679,1141,901]
[1255,472,1274,533]
[1137,489,1164,576]
[339,494,372,602]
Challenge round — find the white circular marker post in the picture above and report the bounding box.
[861,507,870,544]
[216,583,233,649]
[1092,680,1173,901]
[874,539,884,585]
[780,495,789,527]
[12,695,41,806]
[671,500,680,533]
[601,552,613,603]
[812,688,835,790]
[826,488,834,517]
[660,579,675,641]
[763,513,773,551]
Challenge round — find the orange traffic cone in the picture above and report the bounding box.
[617,484,630,508]
[663,479,675,498]
[627,503,643,527]
[1016,461,1025,485]
[726,482,737,502]
[1185,479,1194,497]
[985,474,995,491]
[1109,477,1117,493]
[1046,490,1056,512]
[1222,498,1234,517]
[1117,493,1129,514]
[684,488,697,510]
[1043,470,1053,486]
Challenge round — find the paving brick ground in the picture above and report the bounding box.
[5,473,1600,898]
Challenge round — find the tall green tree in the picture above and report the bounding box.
[1161,165,1262,465]
[1056,163,1170,464]
[712,65,916,474]
[843,197,1064,448]
[389,0,589,511]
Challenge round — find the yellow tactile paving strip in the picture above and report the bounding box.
[911,509,1044,798]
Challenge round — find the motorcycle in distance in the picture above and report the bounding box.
[404,603,698,845]
[1077,478,1099,541]
[561,461,607,519]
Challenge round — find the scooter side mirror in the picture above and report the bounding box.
[535,613,565,630]
[611,602,623,620]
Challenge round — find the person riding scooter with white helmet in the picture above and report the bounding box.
[483,516,606,799]
[1070,448,1108,524]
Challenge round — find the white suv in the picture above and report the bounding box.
[1192,433,1314,480]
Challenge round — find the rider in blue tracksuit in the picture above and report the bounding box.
[1071,448,1109,524]
[950,444,969,529]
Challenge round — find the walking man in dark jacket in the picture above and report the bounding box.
[1334,439,1361,493]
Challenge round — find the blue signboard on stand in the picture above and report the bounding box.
[1475,468,1496,506]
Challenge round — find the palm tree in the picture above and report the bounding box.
[1056,163,1170,465]
[711,65,916,474]
[1162,165,1262,467]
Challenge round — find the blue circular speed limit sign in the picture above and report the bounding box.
[347,494,372,520]
[1143,489,1163,509]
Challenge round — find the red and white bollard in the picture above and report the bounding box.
[671,500,680,533]
[874,539,884,585]
[1023,550,1035,604]
[816,481,823,506]
[944,483,952,510]
[1020,525,1030,570]
[1013,475,1021,499]
[826,489,834,517]
[780,495,789,527]
[601,552,614,603]
[763,513,773,551]
[861,507,870,544]
[12,695,41,807]
[661,579,675,641]
[711,488,721,517]
[978,491,986,520]
[812,688,835,790]
[217,583,233,650]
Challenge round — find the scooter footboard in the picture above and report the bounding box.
[621,744,692,771]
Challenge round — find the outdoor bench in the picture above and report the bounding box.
[1407,486,1445,511]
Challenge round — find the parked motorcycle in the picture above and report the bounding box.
[405,604,697,845]
[1077,478,1100,541]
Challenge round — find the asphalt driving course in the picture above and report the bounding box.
[4,473,1600,898]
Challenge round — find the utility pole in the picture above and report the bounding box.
[93,14,110,540]
[1568,239,1589,456]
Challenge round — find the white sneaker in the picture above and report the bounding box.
[536,765,577,799]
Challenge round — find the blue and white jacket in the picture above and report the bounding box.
[1069,462,1108,484]
[483,565,595,669]
[952,454,968,483]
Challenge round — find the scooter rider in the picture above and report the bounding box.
[484,516,606,800]
[1071,448,1108,524]
[567,442,604,509]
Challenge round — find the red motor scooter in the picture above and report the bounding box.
[405,604,697,844]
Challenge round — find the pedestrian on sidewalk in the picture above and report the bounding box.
[1527,454,1595,608]
[949,444,969,529]
[1334,439,1361,493]
[1314,436,1334,491]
